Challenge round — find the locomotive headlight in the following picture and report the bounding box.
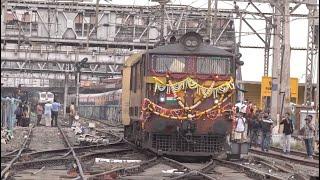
[180,32,202,51]
[191,40,198,46]
[186,40,192,46]
[159,93,166,103]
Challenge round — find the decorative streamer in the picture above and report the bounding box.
[153,76,234,99]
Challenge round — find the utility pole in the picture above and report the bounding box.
[63,72,68,118]
[151,0,169,45]
[207,0,212,41]
[279,0,291,114]
[75,71,80,108]
[212,0,218,43]
[159,2,165,45]
[304,6,317,106]
[270,2,281,122]
[1,0,8,35]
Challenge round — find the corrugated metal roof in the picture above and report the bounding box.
[147,44,233,57]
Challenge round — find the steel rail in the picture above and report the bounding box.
[85,157,159,179]
[57,124,85,179]
[252,156,310,180]
[269,146,319,159]
[171,170,217,180]
[1,125,35,180]
[11,148,131,171]
[2,141,126,164]
[211,158,284,180]
[249,148,319,168]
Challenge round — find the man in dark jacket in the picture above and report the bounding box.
[249,110,261,147]
[280,112,294,154]
[260,112,273,152]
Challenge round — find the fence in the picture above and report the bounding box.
[78,105,121,124]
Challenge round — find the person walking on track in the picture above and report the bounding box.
[280,112,294,155]
[51,99,61,127]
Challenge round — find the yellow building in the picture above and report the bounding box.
[239,81,317,108]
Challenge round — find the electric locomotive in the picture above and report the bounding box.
[122,32,239,157]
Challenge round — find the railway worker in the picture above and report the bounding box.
[260,112,273,152]
[300,115,315,159]
[36,103,44,126]
[69,102,76,127]
[280,112,294,155]
[44,100,52,127]
[51,99,61,127]
[234,112,247,142]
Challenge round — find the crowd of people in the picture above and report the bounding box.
[233,100,317,159]
[14,99,77,128]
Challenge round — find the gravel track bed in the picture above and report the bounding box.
[28,127,76,151]
[1,127,30,154]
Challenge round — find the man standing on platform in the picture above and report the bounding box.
[51,99,61,127]
[301,115,315,159]
[280,112,294,155]
[260,112,273,152]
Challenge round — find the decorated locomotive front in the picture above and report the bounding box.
[122,32,236,156]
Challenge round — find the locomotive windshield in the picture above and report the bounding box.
[151,55,231,74]
[196,56,230,74]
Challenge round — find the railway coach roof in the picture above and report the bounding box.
[147,44,233,57]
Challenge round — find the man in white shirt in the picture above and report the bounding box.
[44,101,52,127]
[234,112,247,142]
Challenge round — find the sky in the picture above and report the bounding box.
[101,0,319,83]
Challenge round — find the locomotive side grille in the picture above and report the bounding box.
[151,134,225,153]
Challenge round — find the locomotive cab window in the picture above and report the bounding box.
[196,56,231,74]
[152,55,186,73]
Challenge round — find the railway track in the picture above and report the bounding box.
[57,124,85,179]
[4,117,315,179]
[269,146,319,159]
[1,125,35,180]
[249,148,319,168]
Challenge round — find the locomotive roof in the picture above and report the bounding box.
[147,44,233,57]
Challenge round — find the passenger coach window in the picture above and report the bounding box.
[196,57,230,74]
[153,55,186,73]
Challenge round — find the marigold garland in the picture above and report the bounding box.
[141,92,234,121]
[153,76,234,99]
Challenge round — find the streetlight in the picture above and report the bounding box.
[75,58,89,110]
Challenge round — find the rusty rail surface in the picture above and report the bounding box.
[1,125,35,180]
[57,124,85,179]
[249,148,319,168]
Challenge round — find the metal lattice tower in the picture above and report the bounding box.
[304,7,318,106]
[263,18,272,76]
